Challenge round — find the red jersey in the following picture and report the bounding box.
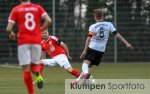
[41,36,66,58]
[8,3,47,45]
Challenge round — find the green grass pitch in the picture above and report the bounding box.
[0,63,150,94]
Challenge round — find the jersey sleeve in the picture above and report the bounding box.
[88,25,95,36]
[8,8,17,24]
[51,36,58,41]
[37,5,47,18]
[51,36,61,45]
[109,23,116,33]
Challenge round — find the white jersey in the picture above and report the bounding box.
[88,21,116,52]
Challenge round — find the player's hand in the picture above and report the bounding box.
[8,31,16,40]
[126,43,134,49]
[67,54,72,59]
[67,55,72,59]
[80,51,86,59]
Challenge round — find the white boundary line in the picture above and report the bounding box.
[0,64,21,69]
[0,85,64,89]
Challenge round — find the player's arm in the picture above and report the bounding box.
[41,51,46,59]
[60,42,72,59]
[113,31,134,49]
[6,22,14,33]
[80,31,93,59]
[38,5,52,31]
[83,36,91,52]
[41,14,52,31]
[6,22,16,40]
[6,7,16,40]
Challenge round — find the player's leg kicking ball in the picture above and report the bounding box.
[34,71,43,89]
[71,73,95,85]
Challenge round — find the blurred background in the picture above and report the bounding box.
[0,0,150,64]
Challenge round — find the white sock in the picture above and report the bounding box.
[75,63,89,81]
[82,63,89,74]
[76,72,84,81]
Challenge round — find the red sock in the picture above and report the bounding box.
[23,71,34,94]
[71,69,80,77]
[31,64,43,75]
[38,64,43,75]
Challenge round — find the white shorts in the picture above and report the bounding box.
[18,44,41,66]
[42,54,71,69]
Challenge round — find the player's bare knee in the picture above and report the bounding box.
[83,60,91,66]
[39,60,44,64]
[21,64,30,72]
[66,67,73,73]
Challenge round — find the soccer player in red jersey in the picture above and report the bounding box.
[39,29,81,78]
[6,0,52,94]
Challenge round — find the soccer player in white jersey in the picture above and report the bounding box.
[72,8,134,83]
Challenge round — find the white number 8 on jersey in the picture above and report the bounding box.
[25,13,36,31]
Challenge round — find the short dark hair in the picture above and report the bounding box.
[93,9,103,19]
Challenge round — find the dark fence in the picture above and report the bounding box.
[0,0,150,64]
